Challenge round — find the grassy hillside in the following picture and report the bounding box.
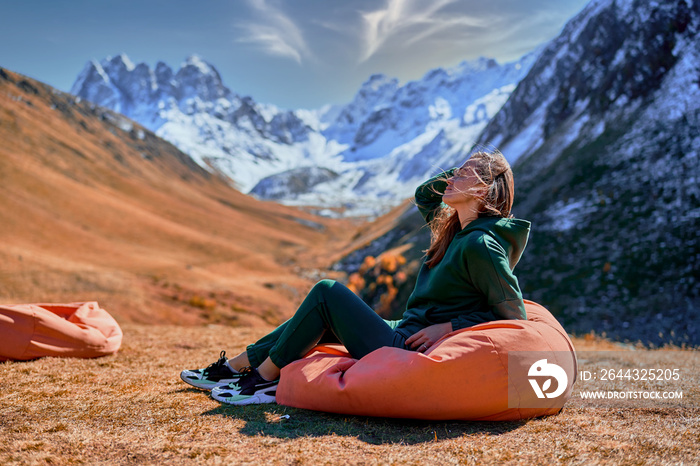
[0,67,362,326]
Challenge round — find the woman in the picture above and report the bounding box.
[180,150,531,406]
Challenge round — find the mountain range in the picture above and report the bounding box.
[70,52,536,217]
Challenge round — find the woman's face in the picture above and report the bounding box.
[443,159,484,207]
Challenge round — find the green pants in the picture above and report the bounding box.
[246,280,408,368]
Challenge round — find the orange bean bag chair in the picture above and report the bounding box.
[277,300,577,421]
[0,302,123,361]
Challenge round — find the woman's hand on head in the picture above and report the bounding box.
[405,322,453,352]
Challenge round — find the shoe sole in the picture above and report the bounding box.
[211,391,277,405]
[179,371,241,390]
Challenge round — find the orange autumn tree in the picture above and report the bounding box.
[347,252,414,319]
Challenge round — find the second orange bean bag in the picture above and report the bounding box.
[0,302,123,361]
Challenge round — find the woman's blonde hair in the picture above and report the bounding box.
[424,150,514,268]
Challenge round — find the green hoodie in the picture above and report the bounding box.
[395,169,531,339]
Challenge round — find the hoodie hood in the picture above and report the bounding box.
[456,216,531,270]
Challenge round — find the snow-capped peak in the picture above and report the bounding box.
[362,73,398,92]
[104,53,135,72]
[181,54,217,75]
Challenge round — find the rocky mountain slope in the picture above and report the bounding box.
[484,0,699,345]
[71,53,536,216]
[0,67,354,325]
[340,0,700,346]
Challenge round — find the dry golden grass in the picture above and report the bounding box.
[1,326,698,465]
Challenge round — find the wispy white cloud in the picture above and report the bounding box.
[236,0,312,64]
[358,0,484,63]
[235,0,486,67]
[403,15,486,47]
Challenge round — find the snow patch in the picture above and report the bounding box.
[499,98,552,164]
[541,198,600,231]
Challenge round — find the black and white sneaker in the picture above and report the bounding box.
[210,367,278,405]
[180,351,242,390]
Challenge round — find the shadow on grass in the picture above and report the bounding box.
[201,403,528,445]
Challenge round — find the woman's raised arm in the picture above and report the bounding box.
[414,168,455,224]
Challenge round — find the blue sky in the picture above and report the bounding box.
[1,0,590,109]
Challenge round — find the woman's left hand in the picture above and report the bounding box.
[405,322,453,352]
